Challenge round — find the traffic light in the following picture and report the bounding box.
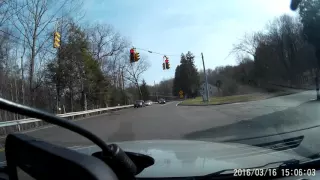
[162,63,166,70]
[165,57,170,69]
[53,31,61,48]
[130,48,135,63]
[134,52,140,61]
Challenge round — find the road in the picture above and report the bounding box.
[0,89,316,163]
[19,90,320,157]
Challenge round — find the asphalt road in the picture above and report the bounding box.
[18,90,319,151]
[3,91,318,180]
[1,90,320,163]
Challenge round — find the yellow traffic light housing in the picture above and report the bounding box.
[53,31,61,48]
[134,52,140,61]
[162,63,166,70]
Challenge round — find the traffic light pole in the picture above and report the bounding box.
[54,20,60,113]
[154,80,158,101]
[201,53,209,103]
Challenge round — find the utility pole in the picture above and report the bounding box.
[154,80,158,101]
[201,53,209,102]
[54,19,61,113]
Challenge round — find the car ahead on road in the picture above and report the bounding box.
[158,98,166,104]
[134,100,145,108]
[145,100,152,106]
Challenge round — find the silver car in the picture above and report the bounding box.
[158,98,166,104]
[145,100,152,106]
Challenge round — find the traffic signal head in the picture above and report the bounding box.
[162,63,166,70]
[130,48,135,63]
[53,31,61,48]
[166,62,170,69]
[134,52,140,61]
[165,57,170,69]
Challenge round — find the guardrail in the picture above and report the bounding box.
[0,104,133,131]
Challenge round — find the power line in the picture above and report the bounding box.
[0,29,22,42]
[0,2,28,27]
[135,47,181,57]
[134,47,202,58]
[0,29,57,55]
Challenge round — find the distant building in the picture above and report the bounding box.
[199,82,218,97]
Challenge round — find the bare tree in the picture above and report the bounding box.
[0,0,10,27]
[9,0,82,105]
[87,23,129,69]
[231,32,264,60]
[124,56,150,98]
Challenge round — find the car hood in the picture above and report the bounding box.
[71,140,305,178]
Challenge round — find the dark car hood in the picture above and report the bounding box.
[71,140,304,178]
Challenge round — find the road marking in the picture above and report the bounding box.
[232,102,244,105]
[71,145,96,150]
[21,124,56,134]
[68,145,87,149]
[160,102,174,106]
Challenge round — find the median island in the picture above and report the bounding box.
[179,92,293,106]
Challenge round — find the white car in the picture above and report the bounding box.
[145,100,152,106]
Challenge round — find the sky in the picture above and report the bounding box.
[82,0,296,85]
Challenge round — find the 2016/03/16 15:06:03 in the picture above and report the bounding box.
[233,168,316,177]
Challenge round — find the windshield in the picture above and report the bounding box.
[1,0,320,177]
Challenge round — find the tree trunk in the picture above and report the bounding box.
[121,69,125,90]
[15,76,19,119]
[10,81,15,120]
[137,83,142,99]
[84,93,87,111]
[29,26,38,106]
[70,89,73,112]
[21,54,25,106]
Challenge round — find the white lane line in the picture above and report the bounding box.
[232,102,244,105]
[68,145,84,149]
[21,125,56,134]
[160,102,174,106]
[71,145,96,150]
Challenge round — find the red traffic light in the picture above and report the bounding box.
[165,59,169,63]
[130,49,135,54]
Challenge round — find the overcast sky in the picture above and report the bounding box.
[82,0,296,85]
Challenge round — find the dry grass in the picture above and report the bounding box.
[180,94,270,105]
